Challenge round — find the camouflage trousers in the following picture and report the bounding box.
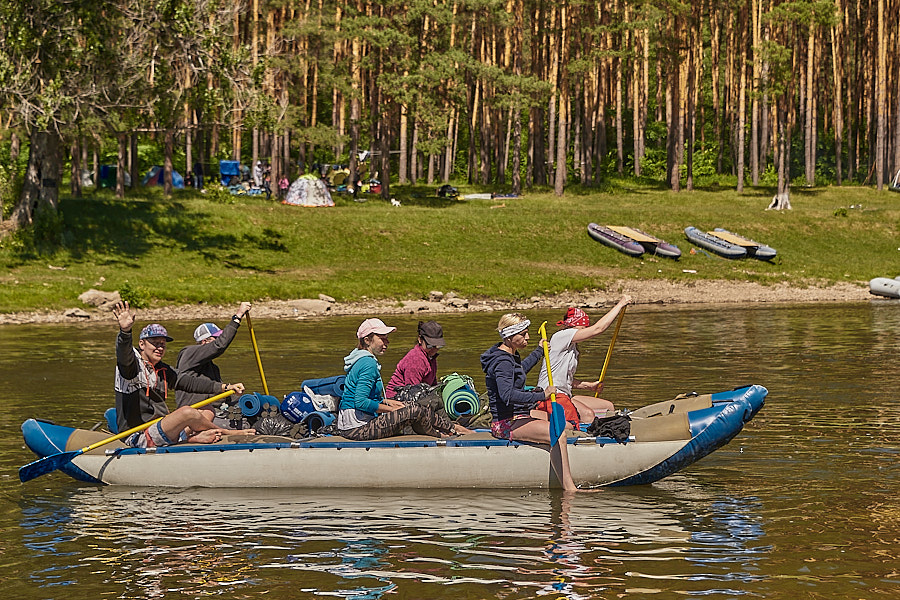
[340,403,454,441]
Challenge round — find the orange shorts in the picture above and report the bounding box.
[536,393,580,427]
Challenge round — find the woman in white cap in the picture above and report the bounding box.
[337,318,471,441]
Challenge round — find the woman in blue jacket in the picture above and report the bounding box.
[480,312,579,491]
[337,318,471,441]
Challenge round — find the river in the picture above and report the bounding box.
[1,302,898,598]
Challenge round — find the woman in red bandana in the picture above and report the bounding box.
[536,295,631,426]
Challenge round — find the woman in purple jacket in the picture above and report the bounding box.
[385,320,445,398]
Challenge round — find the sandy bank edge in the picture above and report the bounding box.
[0,279,879,326]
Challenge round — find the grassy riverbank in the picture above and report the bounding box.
[0,180,896,313]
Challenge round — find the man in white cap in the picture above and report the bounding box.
[111,301,253,448]
[175,301,252,423]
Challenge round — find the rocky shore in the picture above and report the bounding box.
[0,279,875,325]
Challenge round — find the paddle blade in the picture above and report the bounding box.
[18,450,81,483]
[548,400,566,448]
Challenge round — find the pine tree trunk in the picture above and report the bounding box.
[736,8,747,193]
[116,134,128,199]
[875,0,886,189]
[398,102,408,184]
[710,7,723,173]
[70,141,81,198]
[164,130,174,197]
[10,130,61,231]
[750,0,761,185]
[831,10,844,185]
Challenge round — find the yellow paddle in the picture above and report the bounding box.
[245,313,269,395]
[538,321,566,447]
[19,389,236,483]
[595,305,627,397]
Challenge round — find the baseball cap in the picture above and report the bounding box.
[140,323,173,341]
[194,323,223,342]
[357,318,396,339]
[417,321,445,348]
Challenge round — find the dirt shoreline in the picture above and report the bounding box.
[0,279,875,326]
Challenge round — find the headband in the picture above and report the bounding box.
[499,319,531,340]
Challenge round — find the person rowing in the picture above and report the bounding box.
[536,296,631,428]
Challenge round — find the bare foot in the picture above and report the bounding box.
[226,429,256,435]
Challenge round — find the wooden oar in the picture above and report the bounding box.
[19,389,236,483]
[245,313,269,395]
[538,321,566,447]
[595,305,627,397]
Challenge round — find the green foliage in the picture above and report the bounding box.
[204,183,236,204]
[639,148,667,180]
[118,281,151,308]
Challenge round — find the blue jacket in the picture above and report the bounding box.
[480,343,545,422]
[340,349,384,416]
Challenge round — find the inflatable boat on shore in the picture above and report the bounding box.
[21,385,766,489]
[869,276,900,299]
[712,228,777,260]
[587,224,681,258]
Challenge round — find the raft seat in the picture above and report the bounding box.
[67,429,127,454]
[627,394,713,419]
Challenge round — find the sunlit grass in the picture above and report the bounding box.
[0,180,896,313]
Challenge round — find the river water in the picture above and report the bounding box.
[1,303,898,599]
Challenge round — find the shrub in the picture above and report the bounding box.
[119,281,151,308]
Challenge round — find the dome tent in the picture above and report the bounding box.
[282,174,334,207]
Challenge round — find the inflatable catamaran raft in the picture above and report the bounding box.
[21,385,766,489]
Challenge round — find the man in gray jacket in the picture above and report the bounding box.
[176,302,252,423]
[112,301,253,447]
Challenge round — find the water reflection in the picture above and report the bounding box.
[13,485,771,599]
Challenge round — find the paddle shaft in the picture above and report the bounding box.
[84,389,237,453]
[538,321,565,447]
[19,389,236,483]
[595,305,626,397]
[245,313,269,395]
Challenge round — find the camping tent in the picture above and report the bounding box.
[283,175,334,207]
[219,160,241,185]
[141,166,185,189]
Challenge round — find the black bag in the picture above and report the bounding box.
[585,414,632,442]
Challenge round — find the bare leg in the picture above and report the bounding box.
[509,418,577,491]
[572,396,615,421]
[160,406,255,443]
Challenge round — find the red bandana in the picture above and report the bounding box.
[557,307,590,328]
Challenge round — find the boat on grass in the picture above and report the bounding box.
[869,276,900,299]
[588,224,681,258]
[684,227,747,259]
[587,223,645,257]
[21,385,766,489]
[712,228,777,260]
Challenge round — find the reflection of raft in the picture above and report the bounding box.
[588,224,681,258]
[21,385,766,489]
[869,276,900,299]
